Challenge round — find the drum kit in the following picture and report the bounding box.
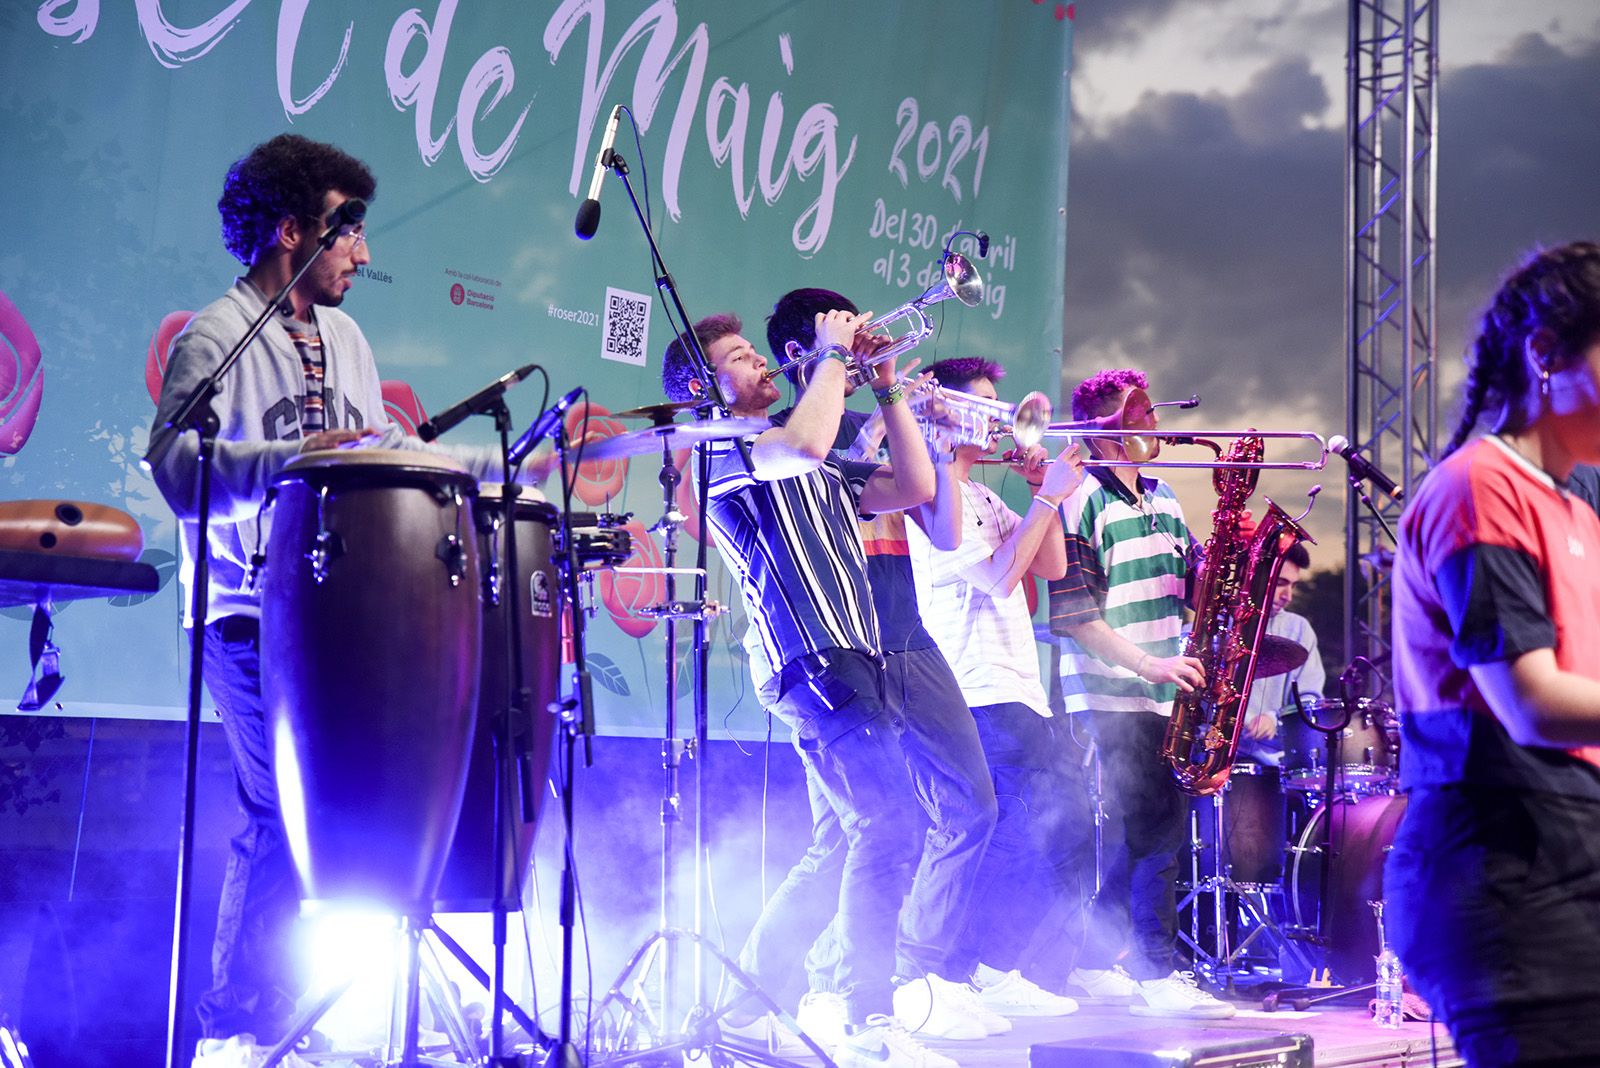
[243,399,764,1064]
[1180,668,1404,993]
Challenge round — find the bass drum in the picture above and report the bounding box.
[435,485,561,912]
[1288,792,1408,985]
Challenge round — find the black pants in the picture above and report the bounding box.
[1387,785,1600,1068]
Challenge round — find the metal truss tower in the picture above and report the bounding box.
[1343,0,1438,685]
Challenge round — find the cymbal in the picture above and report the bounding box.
[574,417,770,462]
[1255,635,1311,679]
[611,399,714,424]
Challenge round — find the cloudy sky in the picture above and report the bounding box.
[1059,0,1600,552]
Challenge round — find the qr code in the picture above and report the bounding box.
[601,286,651,367]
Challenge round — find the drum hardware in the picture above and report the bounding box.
[139,202,377,1068]
[1178,762,1317,989]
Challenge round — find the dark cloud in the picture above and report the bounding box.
[1069,0,1232,49]
[1062,29,1600,440]
[1062,55,1346,419]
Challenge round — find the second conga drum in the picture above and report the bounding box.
[435,485,560,912]
[263,448,481,917]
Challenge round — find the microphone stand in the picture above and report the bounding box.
[1347,471,1396,545]
[583,140,827,1068]
[144,229,347,1068]
[547,418,594,1068]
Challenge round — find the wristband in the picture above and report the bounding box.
[1031,493,1061,509]
[873,382,906,406]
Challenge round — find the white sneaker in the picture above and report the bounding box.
[192,1035,313,1068]
[836,1014,960,1068]
[720,1012,810,1057]
[796,990,851,1050]
[1066,964,1138,1000]
[972,966,1080,1017]
[891,974,988,1040]
[945,978,1013,1035]
[1130,971,1237,1019]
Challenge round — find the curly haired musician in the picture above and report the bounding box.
[1389,241,1600,1068]
[660,311,951,1068]
[151,134,547,1066]
[1046,368,1234,1019]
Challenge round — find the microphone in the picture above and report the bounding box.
[509,385,584,465]
[1327,435,1404,500]
[416,364,538,442]
[318,198,367,249]
[574,105,624,240]
[976,232,990,258]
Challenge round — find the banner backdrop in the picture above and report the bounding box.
[0,1,1074,734]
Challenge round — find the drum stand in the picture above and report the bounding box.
[1179,786,1313,990]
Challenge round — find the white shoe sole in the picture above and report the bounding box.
[1129,1002,1237,1019]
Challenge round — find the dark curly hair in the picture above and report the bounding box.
[1071,368,1149,422]
[662,313,745,402]
[1444,241,1600,456]
[926,356,1006,392]
[765,288,858,388]
[218,134,377,266]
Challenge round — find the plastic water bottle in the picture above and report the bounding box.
[1372,900,1403,1028]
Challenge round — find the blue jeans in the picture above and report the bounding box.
[735,649,923,1024]
[800,646,998,991]
[1074,710,1186,980]
[196,616,305,1042]
[953,702,1094,975]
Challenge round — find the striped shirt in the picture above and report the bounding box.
[908,478,1052,717]
[1049,467,1193,715]
[281,310,326,434]
[703,433,883,676]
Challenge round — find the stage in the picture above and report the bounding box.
[873,1000,1459,1068]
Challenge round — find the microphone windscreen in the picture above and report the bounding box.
[575,199,602,240]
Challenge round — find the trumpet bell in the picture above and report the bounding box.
[929,252,985,309]
[1011,391,1052,450]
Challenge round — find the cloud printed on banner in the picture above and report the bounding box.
[145,310,196,405]
[562,402,629,506]
[596,518,665,639]
[381,380,428,436]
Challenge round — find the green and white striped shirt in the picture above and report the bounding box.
[1048,468,1194,715]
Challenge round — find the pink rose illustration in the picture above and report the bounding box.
[382,380,428,436]
[596,519,664,639]
[144,310,195,405]
[0,290,45,455]
[562,402,630,506]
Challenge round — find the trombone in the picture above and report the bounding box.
[764,253,985,386]
[1030,427,1332,470]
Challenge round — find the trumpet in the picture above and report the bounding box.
[764,253,985,386]
[911,384,1054,457]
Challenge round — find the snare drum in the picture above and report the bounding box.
[1281,698,1398,792]
[262,449,481,915]
[554,511,633,570]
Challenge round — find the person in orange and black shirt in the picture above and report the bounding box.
[1389,241,1600,1068]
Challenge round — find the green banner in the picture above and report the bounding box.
[0,1,1073,733]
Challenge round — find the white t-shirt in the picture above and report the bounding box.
[907,478,1052,717]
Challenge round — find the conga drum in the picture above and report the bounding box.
[263,449,481,916]
[435,485,560,912]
